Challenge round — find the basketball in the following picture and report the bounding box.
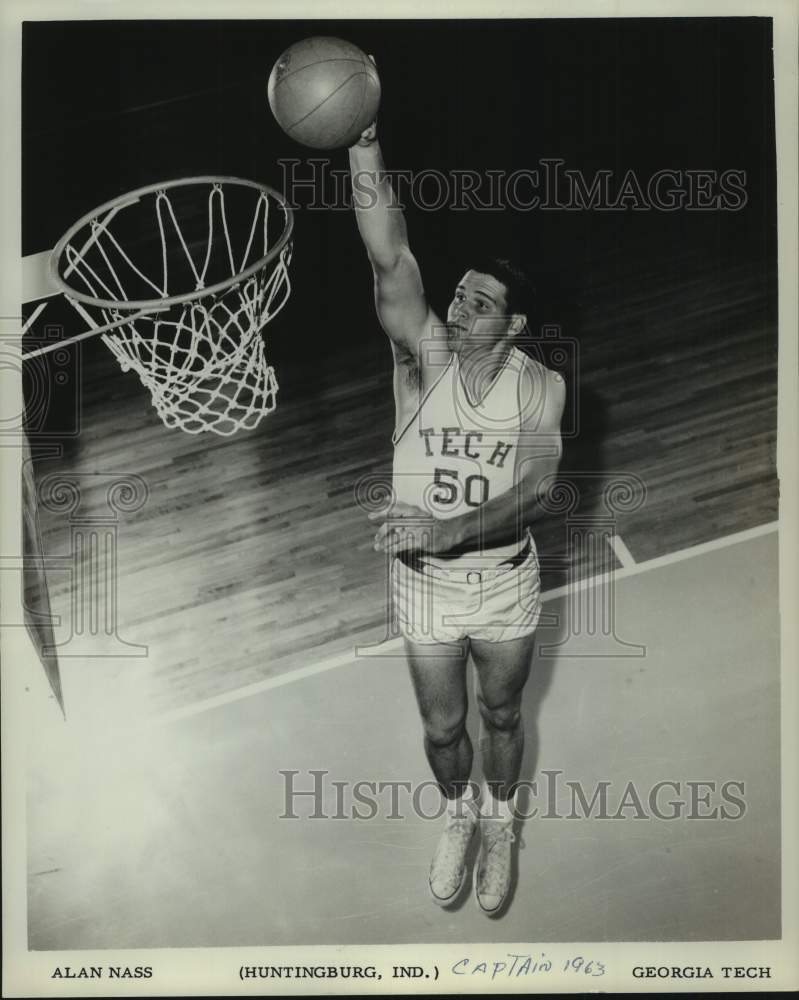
[267,37,381,150]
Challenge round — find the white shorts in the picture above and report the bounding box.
[391,533,543,645]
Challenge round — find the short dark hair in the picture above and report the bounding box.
[466,256,535,319]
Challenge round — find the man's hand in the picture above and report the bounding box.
[354,120,377,147]
[351,54,378,147]
[368,502,455,555]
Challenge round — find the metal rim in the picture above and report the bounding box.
[48,175,295,311]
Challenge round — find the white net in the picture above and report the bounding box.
[54,179,293,436]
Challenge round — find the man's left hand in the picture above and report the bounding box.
[368,502,454,555]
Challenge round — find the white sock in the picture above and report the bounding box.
[481,782,516,821]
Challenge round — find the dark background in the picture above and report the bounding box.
[23,17,777,361]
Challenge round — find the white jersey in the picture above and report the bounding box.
[392,345,536,569]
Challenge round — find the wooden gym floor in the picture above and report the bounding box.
[23,235,782,946]
[27,528,780,947]
[24,238,778,716]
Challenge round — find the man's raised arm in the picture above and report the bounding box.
[348,124,430,352]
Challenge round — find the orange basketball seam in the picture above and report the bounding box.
[286,70,372,134]
[338,71,370,149]
[271,57,373,90]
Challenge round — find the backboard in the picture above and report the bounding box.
[14,247,65,712]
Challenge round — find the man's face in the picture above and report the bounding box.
[446,270,514,353]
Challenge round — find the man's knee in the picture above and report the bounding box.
[477,695,522,733]
[423,712,467,749]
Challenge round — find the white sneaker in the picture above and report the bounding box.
[474,815,516,915]
[428,801,478,906]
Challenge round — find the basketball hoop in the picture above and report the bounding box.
[30,176,294,436]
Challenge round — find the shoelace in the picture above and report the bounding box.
[480,825,516,885]
[432,814,475,874]
[439,814,475,851]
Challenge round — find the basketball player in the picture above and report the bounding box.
[348,121,565,915]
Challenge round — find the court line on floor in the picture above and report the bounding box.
[150,519,779,727]
[543,520,777,602]
[609,532,636,568]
